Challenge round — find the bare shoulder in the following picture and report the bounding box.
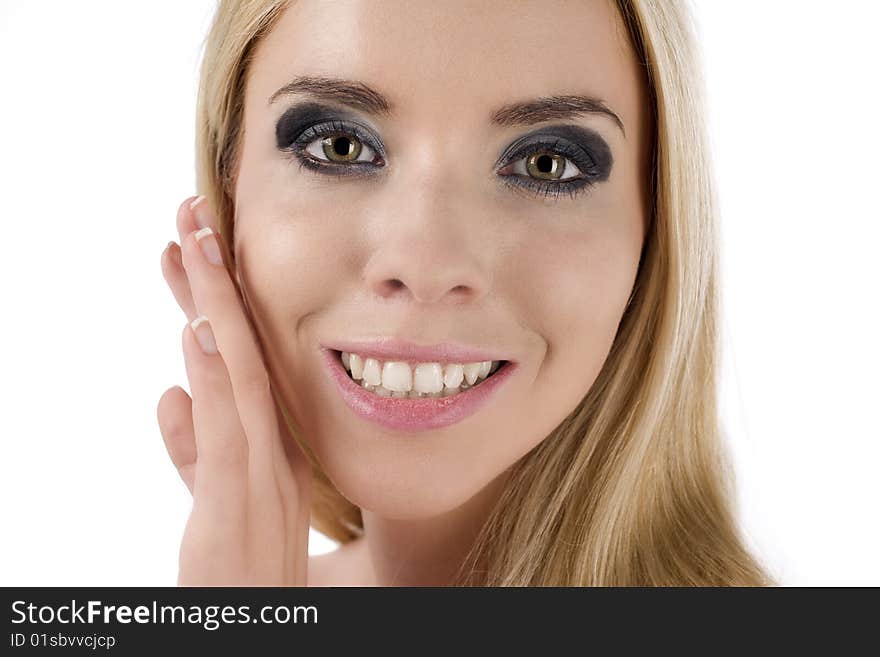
[307,536,373,587]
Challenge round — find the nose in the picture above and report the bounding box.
[363,165,493,307]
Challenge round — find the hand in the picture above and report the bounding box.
[156,195,312,586]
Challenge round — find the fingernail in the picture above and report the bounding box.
[194,226,223,266]
[190,315,217,354]
[167,241,181,267]
[164,240,180,266]
[189,195,205,210]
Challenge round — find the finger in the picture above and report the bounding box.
[182,197,290,543]
[177,195,210,245]
[161,241,198,321]
[179,205,281,478]
[186,195,246,298]
[182,316,248,534]
[156,385,196,494]
[169,195,212,321]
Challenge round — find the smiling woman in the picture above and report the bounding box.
[158,0,776,586]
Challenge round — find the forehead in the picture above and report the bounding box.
[248,0,642,132]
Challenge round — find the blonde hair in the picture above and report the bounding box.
[194,0,776,586]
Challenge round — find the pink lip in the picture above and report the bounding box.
[320,348,518,433]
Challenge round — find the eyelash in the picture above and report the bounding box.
[282,121,601,201]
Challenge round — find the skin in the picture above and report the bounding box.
[158,0,651,586]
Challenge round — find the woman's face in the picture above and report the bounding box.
[233,0,651,519]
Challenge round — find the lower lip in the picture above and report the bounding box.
[320,349,518,433]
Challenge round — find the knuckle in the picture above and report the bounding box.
[201,437,248,469]
[202,356,233,386]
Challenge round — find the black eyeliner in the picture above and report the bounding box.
[275,104,611,199]
[275,101,339,149]
[274,100,384,153]
[494,124,613,182]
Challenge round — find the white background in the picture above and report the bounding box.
[1,1,877,585]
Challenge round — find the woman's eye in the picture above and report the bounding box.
[285,118,603,200]
[303,133,377,165]
[500,150,582,182]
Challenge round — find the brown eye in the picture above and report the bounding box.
[525,151,567,180]
[304,131,376,165]
[320,134,363,163]
[500,149,582,183]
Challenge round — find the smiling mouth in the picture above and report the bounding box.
[332,349,509,399]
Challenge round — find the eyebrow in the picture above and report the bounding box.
[268,75,626,137]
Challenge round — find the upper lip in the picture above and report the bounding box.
[321,337,514,364]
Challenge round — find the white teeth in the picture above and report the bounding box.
[348,352,364,379]
[462,362,481,385]
[413,363,444,394]
[381,361,412,392]
[340,351,503,399]
[443,363,464,388]
[362,358,382,386]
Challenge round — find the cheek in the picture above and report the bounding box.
[234,197,357,327]
[513,218,641,383]
[236,228,322,336]
[230,207,359,465]
[231,201,350,387]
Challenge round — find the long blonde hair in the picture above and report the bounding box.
[194,0,776,586]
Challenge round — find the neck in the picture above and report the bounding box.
[358,468,510,586]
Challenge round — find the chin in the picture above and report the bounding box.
[320,452,492,521]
